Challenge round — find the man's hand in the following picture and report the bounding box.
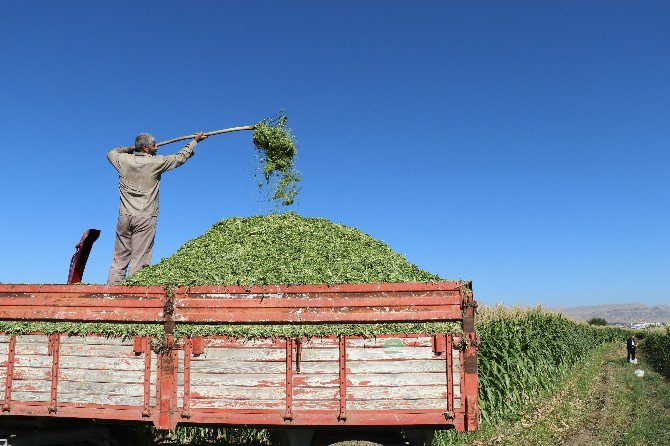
[194,131,208,143]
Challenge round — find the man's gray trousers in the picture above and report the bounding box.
[107,214,157,285]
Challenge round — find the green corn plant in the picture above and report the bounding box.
[641,328,670,380]
[436,306,628,446]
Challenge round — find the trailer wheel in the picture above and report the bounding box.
[403,429,436,446]
[310,430,404,446]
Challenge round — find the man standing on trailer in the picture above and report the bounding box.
[106,131,208,284]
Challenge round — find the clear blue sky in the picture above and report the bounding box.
[1,1,668,308]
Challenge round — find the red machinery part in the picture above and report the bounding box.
[67,229,101,284]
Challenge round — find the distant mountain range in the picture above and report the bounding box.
[555,303,670,324]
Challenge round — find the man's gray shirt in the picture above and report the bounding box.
[107,142,197,217]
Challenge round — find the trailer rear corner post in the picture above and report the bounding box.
[461,282,480,431]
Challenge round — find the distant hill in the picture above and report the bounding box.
[555,303,670,324]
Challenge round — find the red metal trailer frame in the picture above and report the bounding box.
[0,282,479,433]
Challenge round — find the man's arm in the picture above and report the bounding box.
[156,132,208,173]
[107,146,135,168]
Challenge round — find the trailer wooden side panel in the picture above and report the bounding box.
[57,336,154,407]
[178,338,287,412]
[170,333,465,428]
[0,334,10,403]
[12,335,51,403]
[0,281,479,431]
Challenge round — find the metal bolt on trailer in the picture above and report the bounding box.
[0,281,479,446]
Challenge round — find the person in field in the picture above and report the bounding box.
[106,131,208,285]
[626,335,636,362]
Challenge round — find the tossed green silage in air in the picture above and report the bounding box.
[252,120,300,206]
[125,212,442,286]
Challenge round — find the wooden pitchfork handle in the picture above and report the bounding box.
[156,109,286,147]
[156,125,255,147]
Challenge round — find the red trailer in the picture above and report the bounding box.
[0,281,479,446]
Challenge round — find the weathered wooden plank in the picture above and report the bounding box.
[58,381,144,396]
[12,368,50,380]
[346,373,446,387]
[298,347,437,361]
[0,284,165,294]
[10,379,51,393]
[15,335,50,345]
[292,360,448,375]
[10,391,51,402]
[13,346,50,357]
[0,296,162,308]
[59,336,134,346]
[0,308,162,322]
[191,348,285,361]
[177,350,185,388]
[58,344,137,358]
[57,356,145,371]
[299,339,339,348]
[13,357,52,369]
[151,355,158,407]
[347,399,450,411]
[294,400,340,410]
[288,337,438,349]
[15,336,49,357]
[174,307,457,324]
[346,337,433,348]
[452,348,460,366]
[178,281,464,295]
[189,386,284,400]
[293,374,339,387]
[58,392,144,407]
[189,373,285,387]
[177,293,457,307]
[189,360,285,374]
[348,360,445,374]
[298,348,340,361]
[189,399,284,409]
[348,386,448,400]
[0,367,6,401]
[347,347,436,361]
[0,334,11,343]
[192,338,285,349]
[294,362,339,374]
[293,387,338,400]
[54,369,145,384]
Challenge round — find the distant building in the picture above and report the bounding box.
[629,322,664,330]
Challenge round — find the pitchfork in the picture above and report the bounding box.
[156,110,286,147]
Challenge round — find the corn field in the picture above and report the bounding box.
[640,328,670,380]
[436,306,627,445]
